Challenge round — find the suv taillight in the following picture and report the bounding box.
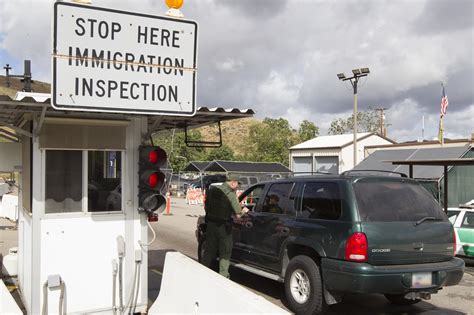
[345,232,368,262]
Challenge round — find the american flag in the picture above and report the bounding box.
[440,85,449,116]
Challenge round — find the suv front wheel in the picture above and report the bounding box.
[284,255,327,315]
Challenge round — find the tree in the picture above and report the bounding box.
[298,120,319,142]
[205,144,235,161]
[152,129,205,172]
[245,118,299,166]
[328,110,379,135]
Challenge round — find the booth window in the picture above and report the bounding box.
[45,150,122,213]
[45,150,83,213]
[88,151,122,212]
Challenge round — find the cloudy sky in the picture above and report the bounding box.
[0,0,472,142]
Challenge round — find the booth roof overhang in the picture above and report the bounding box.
[0,94,255,141]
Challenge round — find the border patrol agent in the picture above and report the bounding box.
[201,174,248,278]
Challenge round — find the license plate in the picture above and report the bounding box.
[412,272,432,288]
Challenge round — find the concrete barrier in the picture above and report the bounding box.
[0,279,22,314]
[149,252,289,314]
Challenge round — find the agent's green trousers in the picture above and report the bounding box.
[201,222,232,278]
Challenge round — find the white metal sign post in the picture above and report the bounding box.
[52,2,198,116]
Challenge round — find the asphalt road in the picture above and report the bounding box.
[148,197,474,314]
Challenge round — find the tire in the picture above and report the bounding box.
[384,294,421,305]
[284,255,327,315]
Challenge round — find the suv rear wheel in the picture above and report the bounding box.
[384,294,421,305]
[284,255,327,315]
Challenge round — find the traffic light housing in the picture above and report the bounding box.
[138,146,168,214]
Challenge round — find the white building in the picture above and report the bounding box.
[289,132,395,174]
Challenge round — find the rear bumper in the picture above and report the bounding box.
[322,257,465,294]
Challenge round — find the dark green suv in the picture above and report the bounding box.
[196,174,464,314]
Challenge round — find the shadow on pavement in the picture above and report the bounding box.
[326,294,466,315]
[229,266,291,310]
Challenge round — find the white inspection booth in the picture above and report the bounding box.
[0,92,254,314]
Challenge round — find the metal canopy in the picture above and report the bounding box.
[390,158,474,213]
[355,146,471,179]
[182,161,212,172]
[0,94,255,141]
[389,158,474,167]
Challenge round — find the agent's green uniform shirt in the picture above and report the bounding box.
[205,182,242,221]
[202,182,241,278]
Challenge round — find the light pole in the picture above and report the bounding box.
[337,67,370,166]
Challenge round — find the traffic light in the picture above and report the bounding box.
[138,146,168,214]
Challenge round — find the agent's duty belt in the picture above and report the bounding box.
[206,215,231,225]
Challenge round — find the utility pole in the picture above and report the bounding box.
[375,107,388,137]
[3,64,12,87]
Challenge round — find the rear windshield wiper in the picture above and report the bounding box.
[414,216,441,226]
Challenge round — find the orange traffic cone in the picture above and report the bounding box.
[163,191,173,215]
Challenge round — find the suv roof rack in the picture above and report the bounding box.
[342,169,408,178]
[290,171,334,177]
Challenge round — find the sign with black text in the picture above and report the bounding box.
[52,2,198,115]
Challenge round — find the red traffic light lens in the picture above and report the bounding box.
[146,171,165,189]
[149,173,158,188]
[149,150,158,164]
[147,148,167,166]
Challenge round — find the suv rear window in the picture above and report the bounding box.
[353,179,445,222]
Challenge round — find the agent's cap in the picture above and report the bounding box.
[226,174,242,184]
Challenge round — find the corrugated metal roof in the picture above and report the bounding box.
[203,160,292,173]
[290,132,373,150]
[15,91,50,102]
[0,93,254,139]
[353,145,471,179]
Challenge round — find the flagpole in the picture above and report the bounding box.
[438,114,444,145]
[438,82,449,145]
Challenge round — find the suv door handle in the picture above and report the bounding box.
[244,222,253,228]
[280,227,290,235]
[413,242,424,250]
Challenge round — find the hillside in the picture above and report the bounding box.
[196,117,259,157]
[0,75,51,98]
